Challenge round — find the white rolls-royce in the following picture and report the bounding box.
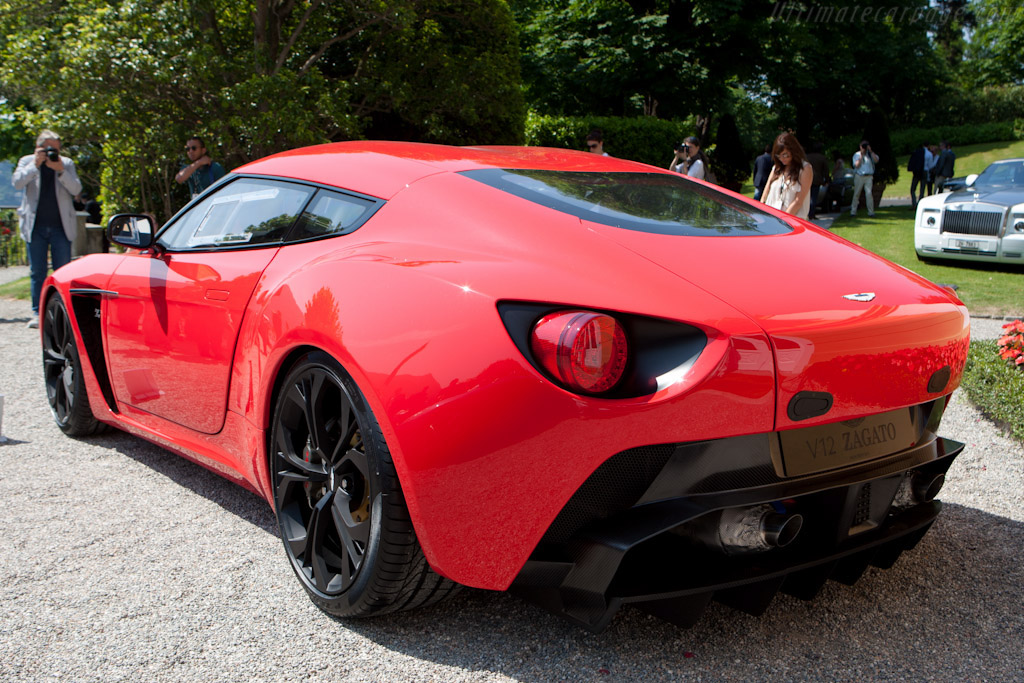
[915,158,1024,264]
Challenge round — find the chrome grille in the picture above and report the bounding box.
[941,210,1003,236]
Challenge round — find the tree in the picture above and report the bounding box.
[930,0,975,74]
[709,113,748,190]
[0,99,32,163]
[0,0,524,221]
[966,0,1024,86]
[344,0,525,144]
[513,0,771,130]
[758,0,944,144]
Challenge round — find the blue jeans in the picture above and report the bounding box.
[753,186,765,202]
[29,222,72,315]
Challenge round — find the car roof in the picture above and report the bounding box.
[234,141,661,199]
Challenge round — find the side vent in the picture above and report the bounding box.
[69,293,119,413]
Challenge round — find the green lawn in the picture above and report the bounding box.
[889,139,1024,199]
[738,139,1024,201]
[0,276,30,300]
[830,206,1024,317]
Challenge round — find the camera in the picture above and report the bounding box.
[44,147,60,162]
[674,142,688,153]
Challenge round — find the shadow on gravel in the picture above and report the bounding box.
[74,426,1024,678]
[86,427,276,534]
[336,502,1024,679]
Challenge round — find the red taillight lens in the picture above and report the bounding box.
[530,310,628,394]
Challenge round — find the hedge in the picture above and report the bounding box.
[524,112,1024,180]
[935,84,1024,128]
[524,112,697,169]
[960,339,1024,444]
[832,120,1024,159]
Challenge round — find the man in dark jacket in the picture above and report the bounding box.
[805,143,829,219]
[908,142,927,206]
[934,141,956,193]
[752,145,772,201]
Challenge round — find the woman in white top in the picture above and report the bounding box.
[668,136,708,181]
[761,132,813,219]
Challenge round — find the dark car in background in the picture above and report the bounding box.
[817,169,854,214]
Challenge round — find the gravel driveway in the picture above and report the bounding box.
[1,295,1021,682]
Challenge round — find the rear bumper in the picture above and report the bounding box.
[511,414,963,631]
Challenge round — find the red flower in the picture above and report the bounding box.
[997,320,1024,371]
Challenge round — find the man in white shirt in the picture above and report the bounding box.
[923,144,937,195]
[850,140,879,218]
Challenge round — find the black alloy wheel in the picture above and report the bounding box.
[42,295,104,436]
[269,351,458,617]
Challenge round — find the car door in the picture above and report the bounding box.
[104,177,315,434]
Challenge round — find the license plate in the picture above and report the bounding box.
[955,239,980,249]
[779,408,919,477]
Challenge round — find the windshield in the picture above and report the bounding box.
[975,160,1024,189]
[461,169,793,237]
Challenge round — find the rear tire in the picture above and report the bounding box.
[269,351,458,617]
[42,294,106,436]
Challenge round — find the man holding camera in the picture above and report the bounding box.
[850,140,879,218]
[12,129,82,329]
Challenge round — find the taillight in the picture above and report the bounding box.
[529,310,628,394]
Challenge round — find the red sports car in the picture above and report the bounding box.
[42,142,968,631]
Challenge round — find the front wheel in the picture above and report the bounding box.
[42,294,105,436]
[269,351,458,617]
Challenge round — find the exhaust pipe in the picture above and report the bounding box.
[893,471,945,508]
[674,504,803,555]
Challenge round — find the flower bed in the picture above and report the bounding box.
[0,209,27,267]
[998,320,1024,368]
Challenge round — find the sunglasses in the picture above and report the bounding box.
[185,145,200,151]
[586,143,599,149]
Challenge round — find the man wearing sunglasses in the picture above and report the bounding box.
[585,129,608,156]
[175,136,226,199]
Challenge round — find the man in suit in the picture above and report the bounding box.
[908,142,927,207]
[11,129,82,328]
[752,145,773,201]
[934,141,956,193]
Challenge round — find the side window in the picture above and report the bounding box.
[158,178,314,250]
[286,189,377,242]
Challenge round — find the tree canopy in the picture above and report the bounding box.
[0,0,523,219]
[0,0,1019,218]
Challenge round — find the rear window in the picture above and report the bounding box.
[461,169,792,237]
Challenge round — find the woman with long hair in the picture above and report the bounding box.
[762,132,813,219]
[669,136,710,181]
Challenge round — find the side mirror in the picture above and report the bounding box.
[108,214,156,249]
[965,174,978,187]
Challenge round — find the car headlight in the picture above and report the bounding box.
[921,209,940,228]
[1013,214,1024,232]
